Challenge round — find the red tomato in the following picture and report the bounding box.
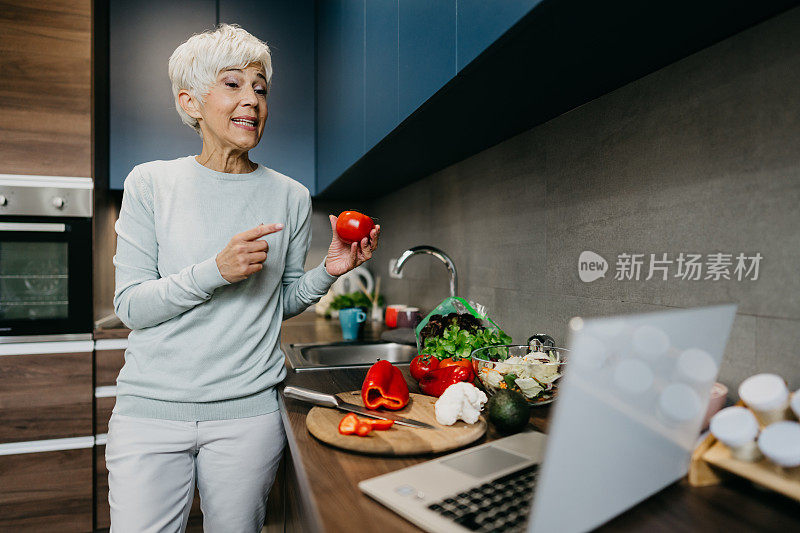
[336,211,375,243]
[439,358,474,382]
[410,354,440,381]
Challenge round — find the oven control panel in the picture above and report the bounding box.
[0,175,92,217]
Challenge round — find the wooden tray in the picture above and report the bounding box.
[689,403,800,502]
[306,391,487,456]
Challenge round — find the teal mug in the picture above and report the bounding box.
[339,307,367,341]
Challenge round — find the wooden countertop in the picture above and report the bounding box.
[279,313,800,533]
[93,327,132,340]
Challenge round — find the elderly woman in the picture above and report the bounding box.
[107,24,379,532]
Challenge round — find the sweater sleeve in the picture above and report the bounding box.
[282,190,339,319]
[112,168,231,330]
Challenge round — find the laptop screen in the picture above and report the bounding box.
[528,304,736,533]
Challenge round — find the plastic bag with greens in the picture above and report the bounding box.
[415,297,512,361]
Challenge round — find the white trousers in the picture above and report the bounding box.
[106,410,286,533]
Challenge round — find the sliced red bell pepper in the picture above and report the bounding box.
[338,413,360,435]
[361,418,394,430]
[355,420,373,436]
[419,366,473,397]
[361,360,410,410]
[339,414,393,436]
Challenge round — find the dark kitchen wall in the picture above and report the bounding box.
[355,7,800,390]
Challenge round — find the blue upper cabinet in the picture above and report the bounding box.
[316,0,366,193]
[220,0,316,194]
[456,0,540,71]
[365,0,399,151]
[109,0,215,191]
[398,0,457,122]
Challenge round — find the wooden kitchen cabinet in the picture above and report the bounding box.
[282,449,314,533]
[94,442,112,530]
[0,342,94,530]
[95,346,125,387]
[0,0,92,177]
[0,447,93,531]
[94,339,127,436]
[95,396,115,436]
[0,346,93,444]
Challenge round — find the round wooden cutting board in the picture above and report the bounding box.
[306,391,487,455]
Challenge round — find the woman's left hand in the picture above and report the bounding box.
[325,214,381,276]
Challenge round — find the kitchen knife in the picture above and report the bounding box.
[283,386,435,429]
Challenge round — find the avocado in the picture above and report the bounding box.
[486,389,530,434]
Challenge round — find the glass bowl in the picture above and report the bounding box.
[471,344,568,406]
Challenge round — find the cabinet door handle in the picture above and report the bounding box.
[0,222,65,232]
[0,340,94,356]
[0,436,94,456]
[95,386,117,398]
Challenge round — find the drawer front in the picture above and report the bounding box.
[95,395,116,435]
[95,442,203,530]
[95,443,110,530]
[0,446,92,531]
[96,347,126,387]
[0,351,92,443]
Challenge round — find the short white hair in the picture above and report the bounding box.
[168,23,272,136]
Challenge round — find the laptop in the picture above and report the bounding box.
[359,304,737,533]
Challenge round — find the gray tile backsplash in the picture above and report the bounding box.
[756,317,800,385]
[331,7,800,392]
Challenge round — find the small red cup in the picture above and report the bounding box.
[385,305,406,329]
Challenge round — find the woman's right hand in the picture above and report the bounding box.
[216,223,284,283]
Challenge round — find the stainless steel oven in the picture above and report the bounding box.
[0,175,93,341]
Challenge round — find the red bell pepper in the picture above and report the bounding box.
[361,360,410,410]
[355,420,373,436]
[338,414,395,436]
[362,418,395,430]
[439,358,474,382]
[419,366,473,397]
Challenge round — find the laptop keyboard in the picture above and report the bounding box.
[426,464,538,532]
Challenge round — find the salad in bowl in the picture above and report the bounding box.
[471,344,568,406]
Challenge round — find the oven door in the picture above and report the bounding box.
[0,216,92,337]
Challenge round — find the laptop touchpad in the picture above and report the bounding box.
[441,446,529,478]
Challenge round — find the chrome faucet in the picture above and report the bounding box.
[392,246,458,297]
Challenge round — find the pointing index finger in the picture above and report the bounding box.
[240,223,284,241]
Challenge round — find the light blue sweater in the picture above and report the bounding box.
[112,156,337,421]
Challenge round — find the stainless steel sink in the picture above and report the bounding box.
[283,341,417,372]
